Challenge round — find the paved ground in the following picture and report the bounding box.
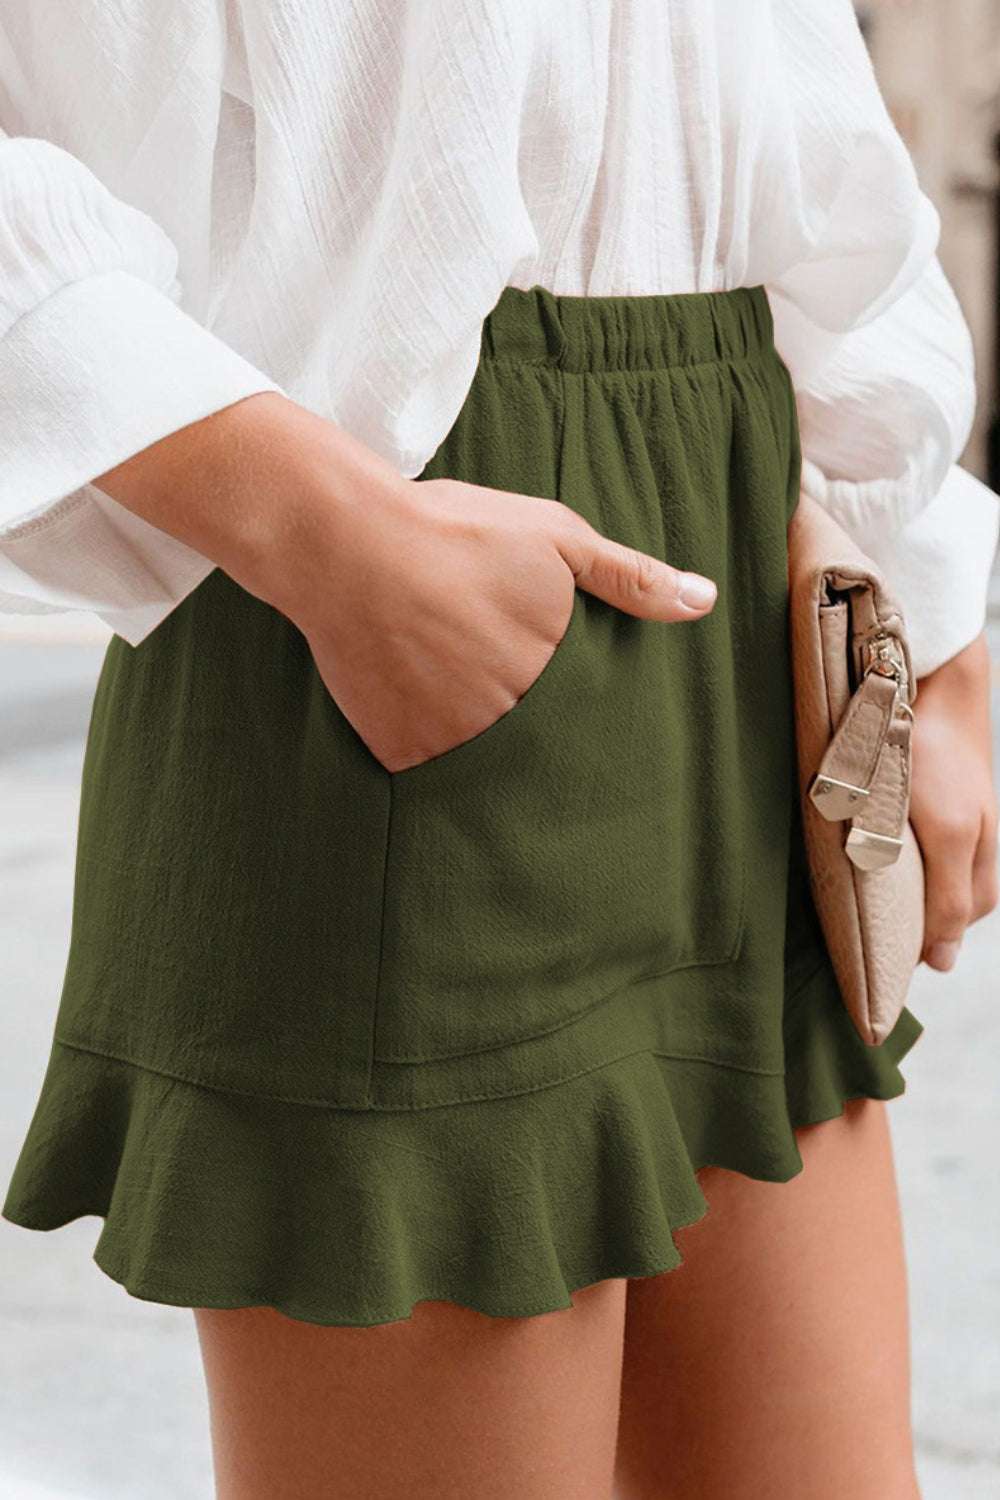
[0,611,998,1500]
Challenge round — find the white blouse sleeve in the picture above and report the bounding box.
[765,0,997,679]
[778,253,996,679]
[855,462,999,682]
[0,134,280,643]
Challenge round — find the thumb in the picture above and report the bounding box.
[555,520,717,621]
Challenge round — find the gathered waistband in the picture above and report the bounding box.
[479,283,774,373]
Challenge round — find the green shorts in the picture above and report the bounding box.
[3,284,924,1325]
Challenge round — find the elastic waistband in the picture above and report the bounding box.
[479,284,774,373]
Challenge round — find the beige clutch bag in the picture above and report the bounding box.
[787,494,925,1046]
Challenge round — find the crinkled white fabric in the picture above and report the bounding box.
[0,0,994,673]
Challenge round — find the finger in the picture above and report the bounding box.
[919,815,977,970]
[554,520,716,621]
[969,803,1000,923]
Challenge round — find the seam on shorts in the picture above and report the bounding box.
[374,922,748,1065]
[49,1033,788,1116]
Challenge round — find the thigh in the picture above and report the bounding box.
[193,1279,627,1500]
[615,1097,921,1500]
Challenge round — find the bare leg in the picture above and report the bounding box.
[615,1097,921,1500]
[193,1278,627,1500]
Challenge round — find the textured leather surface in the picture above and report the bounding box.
[788,495,925,1046]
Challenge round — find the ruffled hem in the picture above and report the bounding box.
[2,967,924,1328]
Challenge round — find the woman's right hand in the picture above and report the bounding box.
[95,392,718,772]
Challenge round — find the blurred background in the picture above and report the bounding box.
[859,0,1000,491]
[1,4,999,1497]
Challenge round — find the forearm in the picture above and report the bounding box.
[92,391,414,625]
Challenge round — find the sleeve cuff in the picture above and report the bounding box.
[857,464,1000,679]
[0,482,219,646]
[0,267,283,643]
[0,267,281,531]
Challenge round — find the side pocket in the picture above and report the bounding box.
[371,584,749,1066]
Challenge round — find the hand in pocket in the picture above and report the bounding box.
[93,393,719,768]
[92,393,718,774]
[296,474,719,773]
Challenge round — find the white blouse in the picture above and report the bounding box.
[0,0,996,677]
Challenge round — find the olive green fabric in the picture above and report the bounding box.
[3,284,924,1325]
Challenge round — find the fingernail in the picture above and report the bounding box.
[926,940,960,970]
[678,573,717,610]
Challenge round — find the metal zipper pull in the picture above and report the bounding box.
[861,628,909,704]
